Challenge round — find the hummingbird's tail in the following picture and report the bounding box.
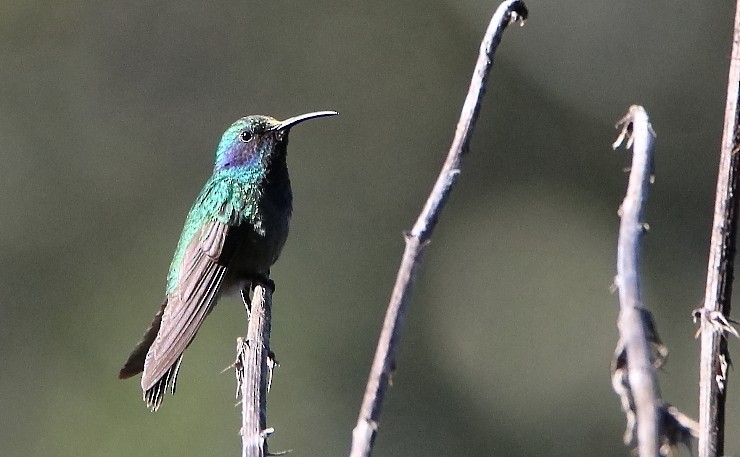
[143,355,183,411]
[119,299,167,379]
[118,298,183,411]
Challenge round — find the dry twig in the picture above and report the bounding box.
[611,107,699,457]
[697,2,740,456]
[612,106,662,457]
[236,285,277,457]
[348,1,528,456]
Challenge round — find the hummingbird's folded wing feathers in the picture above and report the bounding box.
[141,220,234,410]
[118,299,167,379]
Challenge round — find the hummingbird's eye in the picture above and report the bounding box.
[239,131,252,143]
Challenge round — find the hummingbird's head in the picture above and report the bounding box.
[213,111,337,172]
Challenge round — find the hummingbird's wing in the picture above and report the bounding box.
[118,299,167,379]
[140,220,236,410]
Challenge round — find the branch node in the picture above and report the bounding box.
[693,307,740,339]
[609,277,618,294]
[613,106,657,151]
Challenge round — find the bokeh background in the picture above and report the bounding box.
[0,1,734,456]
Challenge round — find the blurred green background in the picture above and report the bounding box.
[0,0,734,456]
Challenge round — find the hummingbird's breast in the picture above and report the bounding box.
[224,159,292,286]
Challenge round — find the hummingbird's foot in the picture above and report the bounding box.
[240,288,252,312]
[266,350,279,393]
[268,350,279,366]
[239,275,275,313]
[251,274,275,293]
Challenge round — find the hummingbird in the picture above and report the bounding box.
[119,111,338,410]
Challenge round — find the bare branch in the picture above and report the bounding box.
[612,106,661,457]
[611,308,667,448]
[697,2,740,456]
[348,1,528,456]
[237,285,275,457]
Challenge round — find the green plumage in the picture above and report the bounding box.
[119,111,337,410]
[167,169,266,294]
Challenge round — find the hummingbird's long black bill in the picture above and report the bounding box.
[273,111,338,131]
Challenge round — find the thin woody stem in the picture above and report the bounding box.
[348,1,528,456]
[698,1,740,455]
[613,106,661,457]
[238,285,272,457]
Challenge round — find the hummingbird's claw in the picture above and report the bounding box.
[240,288,252,312]
[251,274,275,293]
[240,275,275,313]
